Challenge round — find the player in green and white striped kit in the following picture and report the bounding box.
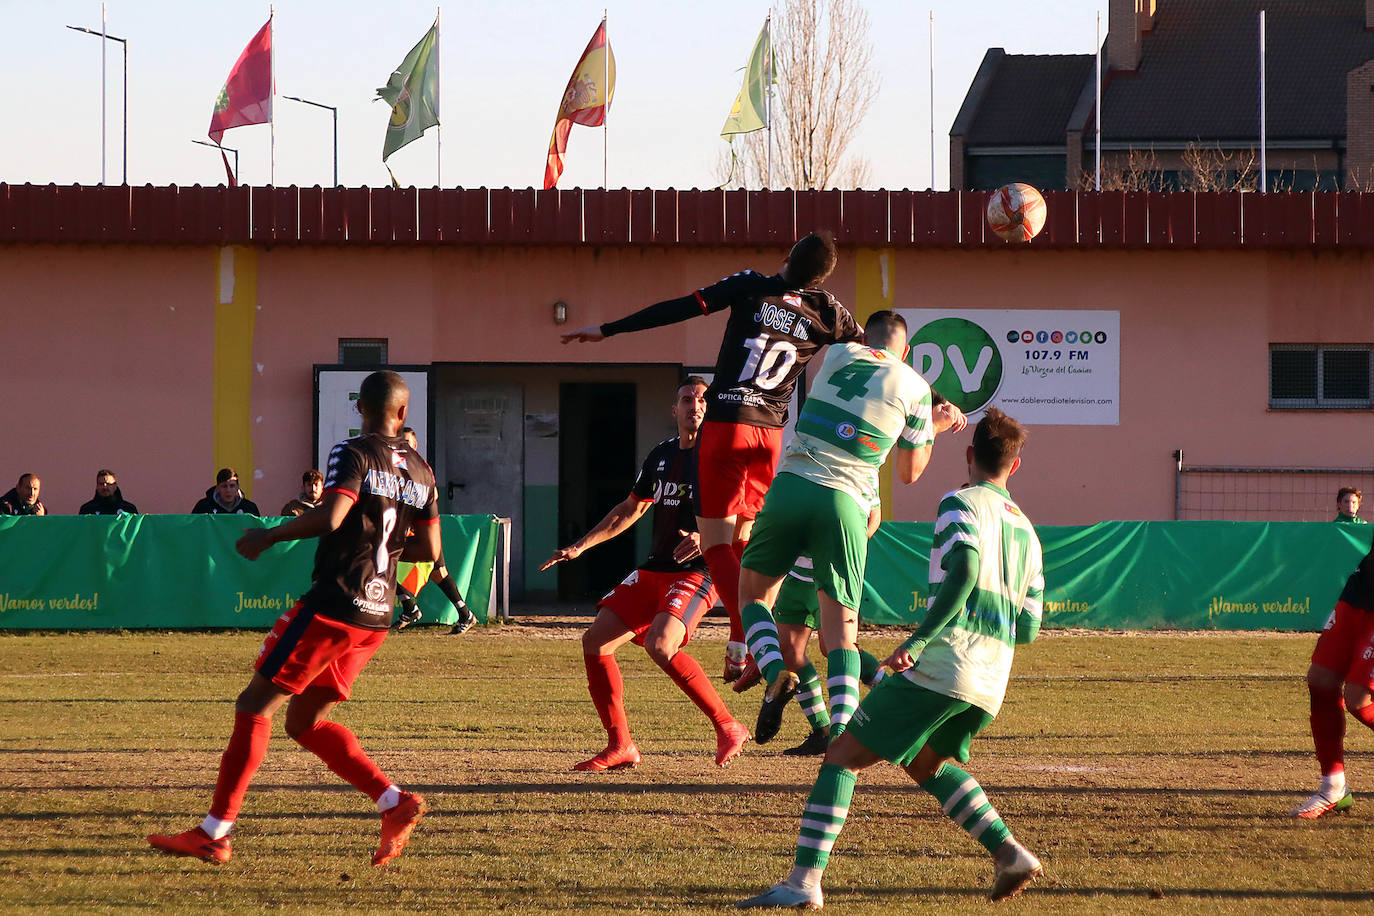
[738,408,1045,909]
[736,310,963,750]
[753,504,890,755]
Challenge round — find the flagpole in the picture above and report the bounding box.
[1095,10,1102,191]
[269,5,276,186]
[1259,9,1267,193]
[603,10,609,190]
[436,7,442,187]
[101,1,107,185]
[765,10,773,190]
[928,10,935,190]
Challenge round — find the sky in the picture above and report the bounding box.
[0,0,1105,192]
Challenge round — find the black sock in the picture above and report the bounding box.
[436,574,467,613]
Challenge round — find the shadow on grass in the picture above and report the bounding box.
[855,885,1374,902]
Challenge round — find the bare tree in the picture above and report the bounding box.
[1178,142,1259,191]
[716,0,879,190]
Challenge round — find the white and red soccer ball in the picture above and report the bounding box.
[986,183,1047,243]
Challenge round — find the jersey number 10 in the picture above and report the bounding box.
[739,334,798,390]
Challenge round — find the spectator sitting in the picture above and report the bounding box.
[1334,486,1367,525]
[0,473,46,516]
[191,468,260,516]
[280,469,324,517]
[79,469,138,515]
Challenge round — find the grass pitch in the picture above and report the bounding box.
[1,620,1371,914]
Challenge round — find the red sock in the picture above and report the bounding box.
[1310,684,1346,777]
[658,650,734,731]
[1352,700,1374,731]
[704,543,744,644]
[294,720,392,802]
[209,711,272,822]
[584,653,632,748]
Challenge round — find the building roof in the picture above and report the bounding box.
[1102,0,1374,143]
[956,51,1096,146]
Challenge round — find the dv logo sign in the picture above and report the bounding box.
[907,318,1002,413]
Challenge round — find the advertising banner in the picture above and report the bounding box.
[0,514,499,630]
[861,520,1370,631]
[315,367,431,473]
[897,309,1120,425]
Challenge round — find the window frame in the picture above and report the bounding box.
[1269,343,1372,410]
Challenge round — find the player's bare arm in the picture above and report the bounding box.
[866,506,882,538]
[896,444,934,484]
[235,492,356,561]
[539,495,652,570]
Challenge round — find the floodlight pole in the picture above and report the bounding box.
[283,95,339,186]
[67,18,129,185]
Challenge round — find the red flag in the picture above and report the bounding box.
[544,20,616,189]
[208,18,273,149]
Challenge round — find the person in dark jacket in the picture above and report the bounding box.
[0,473,46,516]
[191,468,260,516]
[280,470,324,517]
[79,469,138,515]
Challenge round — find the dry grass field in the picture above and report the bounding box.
[1,619,1371,914]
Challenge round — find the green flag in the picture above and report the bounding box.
[377,21,440,163]
[720,19,772,137]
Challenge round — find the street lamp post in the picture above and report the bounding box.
[282,95,339,187]
[67,20,129,185]
[192,139,239,185]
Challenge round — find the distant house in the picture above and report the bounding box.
[952,0,1374,191]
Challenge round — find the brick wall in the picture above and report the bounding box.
[1346,59,1374,188]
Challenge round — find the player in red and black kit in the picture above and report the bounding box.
[1292,538,1374,817]
[148,371,439,866]
[541,378,751,770]
[562,233,864,683]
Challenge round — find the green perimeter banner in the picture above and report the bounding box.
[862,521,1373,630]
[0,515,500,630]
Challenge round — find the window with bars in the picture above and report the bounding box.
[1269,345,1372,409]
[338,338,388,366]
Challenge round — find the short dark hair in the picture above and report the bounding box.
[303,469,323,485]
[787,232,839,287]
[96,469,116,481]
[401,426,415,436]
[682,375,709,389]
[971,408,1029,475]
[864,310,907,351]
[1339,486,1363,503]
[216,467,238,485]
[357,370,410,418]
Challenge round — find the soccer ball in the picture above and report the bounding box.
[986,183,1047,243]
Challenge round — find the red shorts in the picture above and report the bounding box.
[1311,600,1374,688]
[255,601,387,701]
[697,420,783,521]
[599,569,718,647]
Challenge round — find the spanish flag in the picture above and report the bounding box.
[544,19,615,189]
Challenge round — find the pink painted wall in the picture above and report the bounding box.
[3,242,1372,528]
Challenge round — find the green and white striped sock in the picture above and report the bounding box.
[795,660,831,730]
[919,763,1012,854]
[825,648,860,738]
[858,648,886,686]
[794,763,857,870]
[742,601,787,685]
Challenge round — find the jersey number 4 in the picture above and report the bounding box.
[739,334,798,390]
[826,361,880,400]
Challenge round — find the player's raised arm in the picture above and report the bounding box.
[561,292,708,345]
[540,494,652,570]
[235,491,356,561]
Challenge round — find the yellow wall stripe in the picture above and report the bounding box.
[213,246,257,498]
[853,248,896,521]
